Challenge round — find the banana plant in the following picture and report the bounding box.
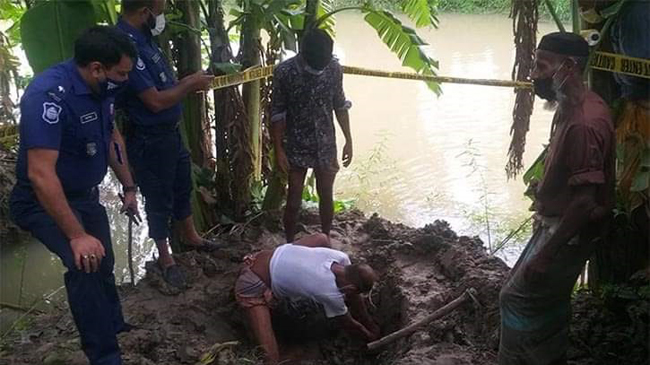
[228,0,306,53]
[20,0,117,74]
[317,0,442,94]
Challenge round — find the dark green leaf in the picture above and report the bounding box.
[362,8,440,94]
[401,0,439,28]
[212,62,242,74]
[21,0,98,74]
[630,171,649,192]
[92,0,118,24]
[523,148,547,185]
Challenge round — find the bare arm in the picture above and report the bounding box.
[108,127,135,188]
[137,72,213,113]
[27,149,105,271]
[346,292,380,338]
[109,128,140,218]
[335,109,352,144]
[271,119,288,173]
[334,312,377,342]
[336,109,353,167]
[271,119,286,153]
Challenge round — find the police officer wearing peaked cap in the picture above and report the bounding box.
[10,26,139,365]
[116,0,221,289]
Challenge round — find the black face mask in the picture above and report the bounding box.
[533,77,556,101]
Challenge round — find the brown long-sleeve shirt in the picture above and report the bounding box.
[536,91,615,218]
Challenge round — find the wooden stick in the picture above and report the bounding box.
[367,288,476,351]
[127,217,135,285]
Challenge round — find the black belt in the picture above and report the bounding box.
[64,187,98,201]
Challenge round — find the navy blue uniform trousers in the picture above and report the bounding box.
[127,129,192,241]
[10,187,124,365]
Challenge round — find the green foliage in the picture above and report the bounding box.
[20,1,97,73]
[251,180,268,212]
[338,130,397,211]
[437,0,510,14]
[91,0,119,25]
[0,0,27,45]
[630,146,650,193]
[435,0,571,21]
[18,0,119,74]
[229,0,304,52]
[401,0,439,28]
[301,171,354,213]
[361,5,441,94]
[523,148,546,186]
[458,139,533,253]
[600,283,650,301]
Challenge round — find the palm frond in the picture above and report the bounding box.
[363,8,441,94]
[401,0,439,28]
[316,0,336,35]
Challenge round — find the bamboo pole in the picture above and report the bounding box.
[572,0,581,34]
[341,67,533,89]
[367,288,476,351]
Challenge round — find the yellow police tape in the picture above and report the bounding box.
[590,52,650,80]
[210,65,533,90]
[209,51,650,91]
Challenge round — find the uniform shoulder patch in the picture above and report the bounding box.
[42,102,62,124]
[136,57,146,71]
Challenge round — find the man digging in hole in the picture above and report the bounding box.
[235,233,380,364]
[498,32,614,365]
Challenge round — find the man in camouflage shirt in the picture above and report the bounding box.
[271,29,353,242]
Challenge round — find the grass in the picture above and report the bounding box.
[329,0,572,21]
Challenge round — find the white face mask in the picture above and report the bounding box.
[150,13,166,36]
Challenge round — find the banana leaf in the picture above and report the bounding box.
[401,0,439,28]
[363,8,441,95]
[21,0,97,74]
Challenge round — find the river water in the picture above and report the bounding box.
[0,13,561,309]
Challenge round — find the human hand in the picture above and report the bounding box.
[120,191,142,224]
[183,71,214,92]
[367,322,381,341]
[342,142,353,167]
[70,233,106,273]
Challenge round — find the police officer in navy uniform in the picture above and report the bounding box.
[117,0,219,288]
[9,27,138,365]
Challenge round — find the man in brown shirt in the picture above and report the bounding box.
[499,32,614,365]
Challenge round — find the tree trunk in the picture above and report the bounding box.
[227,3,262,216]
[206,0,234,213]
[175,0,215,235]
[241,5,262,183]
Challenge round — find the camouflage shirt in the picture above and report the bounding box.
[271,56,351,169]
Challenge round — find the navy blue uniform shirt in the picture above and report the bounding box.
[15,60,114,194]
[116,19,181,127]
